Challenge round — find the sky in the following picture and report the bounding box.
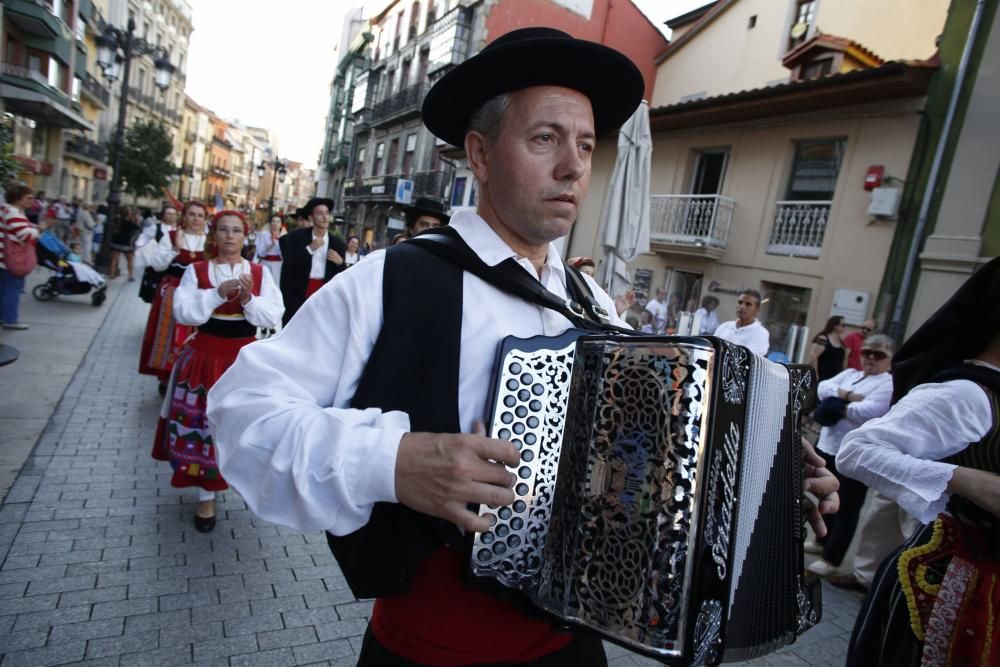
[185,0,708,170]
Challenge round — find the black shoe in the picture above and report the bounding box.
[158,382,167,396]
[193,514,216,533]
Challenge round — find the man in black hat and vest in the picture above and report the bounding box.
[278,197,347,325]
[404,196,450,238]
[209,28,839,666]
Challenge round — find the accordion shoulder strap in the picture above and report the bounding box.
[409,228,622,333]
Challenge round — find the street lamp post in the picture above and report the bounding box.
[257,158,287,222]
[245,145,257,222]
[93,18,175,272]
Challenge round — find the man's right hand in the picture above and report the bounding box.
[309,235,325,251]
[395,422,520,533]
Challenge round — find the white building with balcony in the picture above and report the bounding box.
[566,0,947,358]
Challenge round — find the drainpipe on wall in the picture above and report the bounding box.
[888,0,988,341]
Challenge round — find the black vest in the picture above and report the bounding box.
[937,362,1000,473]
[936,362,1000,533]
[326,242,465,599]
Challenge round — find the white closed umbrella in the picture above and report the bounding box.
[597,101,651,300]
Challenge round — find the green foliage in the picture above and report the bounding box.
[110,119,174,197]
[0,125,20,184]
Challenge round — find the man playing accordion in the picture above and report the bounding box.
[208,28,839,667]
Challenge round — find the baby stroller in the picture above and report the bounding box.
[33,231,108,307]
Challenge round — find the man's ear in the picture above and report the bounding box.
[465,131,490,184]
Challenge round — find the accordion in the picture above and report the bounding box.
[468,332,821,665]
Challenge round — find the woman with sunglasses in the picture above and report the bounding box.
[805,333,895,578]
[152,211,284,532]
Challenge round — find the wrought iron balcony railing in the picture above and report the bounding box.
[368,84,426,128]
[65,135,108,163]
[342,169,451,202]
[649,194,734,259]
[412,169,450,201]
[766,200,832,258]
[80,73,110,107]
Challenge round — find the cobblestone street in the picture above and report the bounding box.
[0,286,865,666]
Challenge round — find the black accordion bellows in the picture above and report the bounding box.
[468,333,821,665]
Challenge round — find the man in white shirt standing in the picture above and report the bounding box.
[714,289,770,356]
[644,288,668,333]
[72,201,97,264]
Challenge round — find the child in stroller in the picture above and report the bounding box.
[33,231,108,306]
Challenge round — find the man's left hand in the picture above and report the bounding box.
[326,249,343,265]
[802,437,839,538]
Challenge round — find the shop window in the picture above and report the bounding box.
[451,176,466,207]
[786,139,846,201]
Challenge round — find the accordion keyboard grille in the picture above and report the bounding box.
[725,356,798,656]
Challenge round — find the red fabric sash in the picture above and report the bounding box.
[371,546,570,666]
[305,278,324,298]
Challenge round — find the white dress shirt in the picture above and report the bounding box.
[815,369,893,456]
[694,307,719,335]
[645,299,667,329]
[207,210,626,535]
[305,233,328,279]
[714,319,770,356]
[837,376,994,524]
[173,259,284,329]
[254,230,282,260]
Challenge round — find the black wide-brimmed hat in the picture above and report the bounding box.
[302,197,335,217]
[422,27,645,147]
[403,197,450,225]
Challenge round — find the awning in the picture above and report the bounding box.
[1,83,94,131]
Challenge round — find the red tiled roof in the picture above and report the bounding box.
[649,59,937,132]
[783,33,884,69]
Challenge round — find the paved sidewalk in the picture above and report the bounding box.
[0,267,124,500]
[0,283,864,666]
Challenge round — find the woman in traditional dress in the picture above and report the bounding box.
[839,257,1000,667]
[253,214,284,283]
[152,210,283,531]
[138,201,209,393]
